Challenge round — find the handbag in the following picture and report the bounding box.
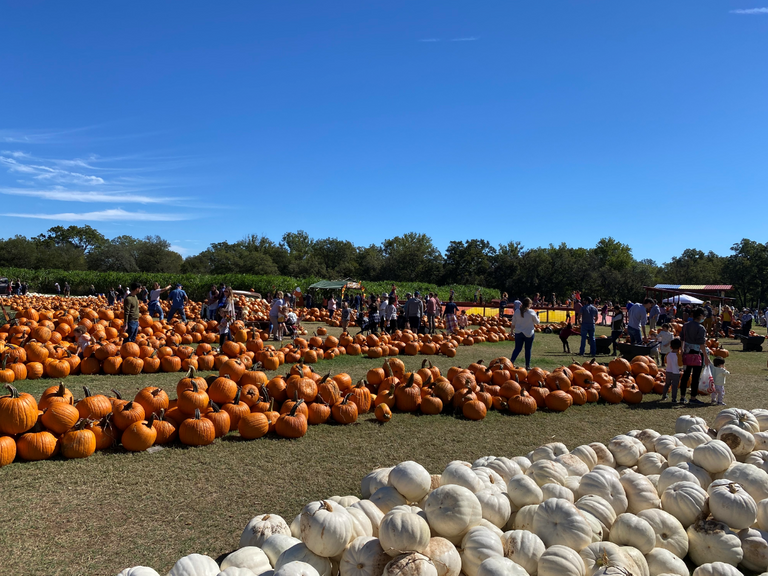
[682,353,702,367]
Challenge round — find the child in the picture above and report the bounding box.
[458,310,469,329]
[277,306,289,342]
[217,309,232,348]
[74,325,91,358]
[661,338,683,402]
[559,322,578,353]
[656,323,674,367]
[710,357,728,406]
[340,302,351,333]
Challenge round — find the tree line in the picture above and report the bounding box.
[1,226,766,306]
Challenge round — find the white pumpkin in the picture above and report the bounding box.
[476,488,512,528]
[168,554,220,576]
[738,528,768,573]
[300,500,354,558]
[745,451,768,474]
[263,536,302,567]
[752,409,768,432]
[714,409,760,434]
[565,475,582,494]
[620,546,649,576]
[555,454,591,477]
[658,467,701,494]
[531,443,569,462]
[275,544,332,576]
[542,483,575,503]
[686,519,743,568]
[637,453,668,476]
[424,485,482,544]
[512,505,539,532]
[723,464,768,501]
[691,440,734,474]
[273,562,320,576]
[241,515,293,549]
[647,474,661,491]
[655,436,684,458]
[347,506,375,539]
[512,457,532,472]
[422,537,461,576]
[441,463,484,493]
[608,435,643,467]
[757,433,768,451]
[476,557,528,576]
[758,499,768,531]
[718,425,757,458]
[537,545,586,576]
[500,530,545,576]
[579,511,605,543]
[485,457,524,482]
[382,553,438,576]
[379,511,431,557]
[608,513,656,553]
[587,443,615,468]
[351,500,385,537]
[675,415,707,434]
[460,526,505,576]
[674,463,712,489]
[691,563,744,576]
[525,460,569,487]
[370,487,409,514]
[635,429,662,452]
[221,548,272,574]
[476,520,504,539]
[680,433,711,450]
[645,547,689,576]
[389,461,433,502]
[362,468,393,499]
[532,498,592,551]
[577,470,628,515]
[339,536,389,576]
[118,568,161,576]
[506,475,544,508]
[707,479,757,529]
[667,447,694,467]
[575,495,617,536]
[473,468,507,493]
[579,542,631,574]
[637,509,689,558]
[620,471,661,514]
[329,495,361,507]
[571,445,599,470]
[291,515,301,539]
[660,481,709,528]
[217,568,258,576]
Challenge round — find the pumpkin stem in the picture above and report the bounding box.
[210,401,221,413]
[111,389,122,400]
[288,398,304,416]
[4,383,19,398]
[83,385,93,398]
[194,408,201,420]
[145,413,157,427]
[158,408,166,421]
[233,388,241,405]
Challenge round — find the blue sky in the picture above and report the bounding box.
[1,1,766,263]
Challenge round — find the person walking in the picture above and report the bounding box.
[405,292,424,332]
[627,298,653,344]
[680,306,709,404]
[54,282,61,295]
[425,292,438,334]
[123,282,141,343]
[578,297,599,357]
[611,304,625,355]
[509,297,539,370]
[167,283,188,323]
[379,293,388,332]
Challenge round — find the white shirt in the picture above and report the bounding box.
[149,289,162,302]
[511,309,540,337]
[666,352,680,374]
[657,331,674,354]
[712,366,729,386]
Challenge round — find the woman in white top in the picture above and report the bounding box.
[510,297,540,370]
[270,291,284,341]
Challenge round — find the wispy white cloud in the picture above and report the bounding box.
[0,187,182,205]
[730,7,768,13]
[0,155,105,185]
[4,208,194,222]
[451,36,479,42]
[419,38,440,42]
[169,244,192,256]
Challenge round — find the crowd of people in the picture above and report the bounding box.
[4,279,29,296]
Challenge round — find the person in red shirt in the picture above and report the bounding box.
[559,322,579,353]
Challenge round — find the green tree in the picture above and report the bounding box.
[442,239,497,286]
[661,249,725,284]
[723,239,768,308]
[381,233,444,282]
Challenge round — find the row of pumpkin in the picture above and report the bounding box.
[120,407,768,576]
[1,355,672,464]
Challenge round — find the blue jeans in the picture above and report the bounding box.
[126,320,139,342]
[511,333,534,368]
[148,300,164,320]
[627,326,642,344]
[167,306,186,322]
[579,325,596,356]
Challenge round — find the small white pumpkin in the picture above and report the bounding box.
[714,408,760,434]
[168,554,220,576]
[422,537,461,576]
[506,475,544,508]
[738,528,768,573]
[350,500,385,537]
[485,457,524,482]
[460,526,505,576]
[362,468,393,499]
[512,504,539,532]
[525,460,569,487]
[329,495,360,507]
[723,463,768,502]
[273,562,320,576]
[555,454,591,477]
[500,529,545,576]
[382,553,437,576]
[379,511,431,557]
[718,425,757,458]
[347,506,375,539]
[660,481,709,528]
[241,515,293,549]
[579,510,605,543]
[655,436,684,458]
[476,488,512,528]
[474,467,507,493]
[512,457,532,472]
[707,479,757,529]
[579,542,631,574]
[608,435,643,467]
[675,415,707,434]
[637,453,668,476]
[686,519,743,567]
[531,443,569,462]
[541,483,575,503]
[751,409,768,432]
[370,487,409,514]
[620,470,661,514]
[424,484,482,544]
[645,547,689,576]
[575,494,617,536]
[745,451,768,474]
[674,463,712,489]
[620,545,649,576]
[680,432,711,450]
[577,470,628,515]
[275,544,332,576]
[476,557,527,576]
[589,443,616,468]
[691,563,744,576]
[636,429,662,452]
[300,500,354,558]
[754,432,768,451]
[691,440,734,474]
[608,513,656,554]
[571,445,598,470]
[339,536,389,576]
[441,463,484,493]
[537,545,586,576]
[532,498,592,551]
[667,447,694,467]
[658,467,701,494]
[117,568,161,576]
[757,499,768,531]
[262,535,302,567]
[389,461,433,502]
[637,509,689,558]
[221,548,272,574]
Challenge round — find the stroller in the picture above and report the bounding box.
[357,312,380,335]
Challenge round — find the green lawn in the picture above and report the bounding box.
[1,324,767,575]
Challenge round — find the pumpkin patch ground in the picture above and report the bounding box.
[0,323,766,575]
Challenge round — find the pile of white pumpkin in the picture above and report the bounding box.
[119,407,768,576]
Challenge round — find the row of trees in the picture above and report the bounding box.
[1,226,766,306]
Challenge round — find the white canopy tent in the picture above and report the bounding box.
[662,293,703,305]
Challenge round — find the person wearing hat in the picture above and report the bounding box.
[167,283,188,323]
[123,282,142,342]
[405,291,424,332]
[741,308,753,336]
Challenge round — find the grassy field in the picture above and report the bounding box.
[2,324,767,575]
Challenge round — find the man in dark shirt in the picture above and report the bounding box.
[123,282,141,342]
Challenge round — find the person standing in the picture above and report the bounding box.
[367,295,379,334]
[54,282,61,295]
[269,291,284,340]
[405,292,424,332]
[627,298,653,344]
[385,297,398,334]
[703,301,714,335]
[513,297,522,313]
[167,283,188,323]
[107,287,116,306]
[611,304,625,355]
[341,302,351,333]
[578,297,598,357]
[498,292,508,320]
[443,296,459,334]
[648,300,660,331]
[573,298,582,326]
[123,282,141,343]
[425,292,438,334]
[509,297,539,370]
[327,295,337,316]
[741,308,754,336]
[721,305,732,337]
[680,307,709,405]
[148,283,171,320]
[600,302,609,326]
